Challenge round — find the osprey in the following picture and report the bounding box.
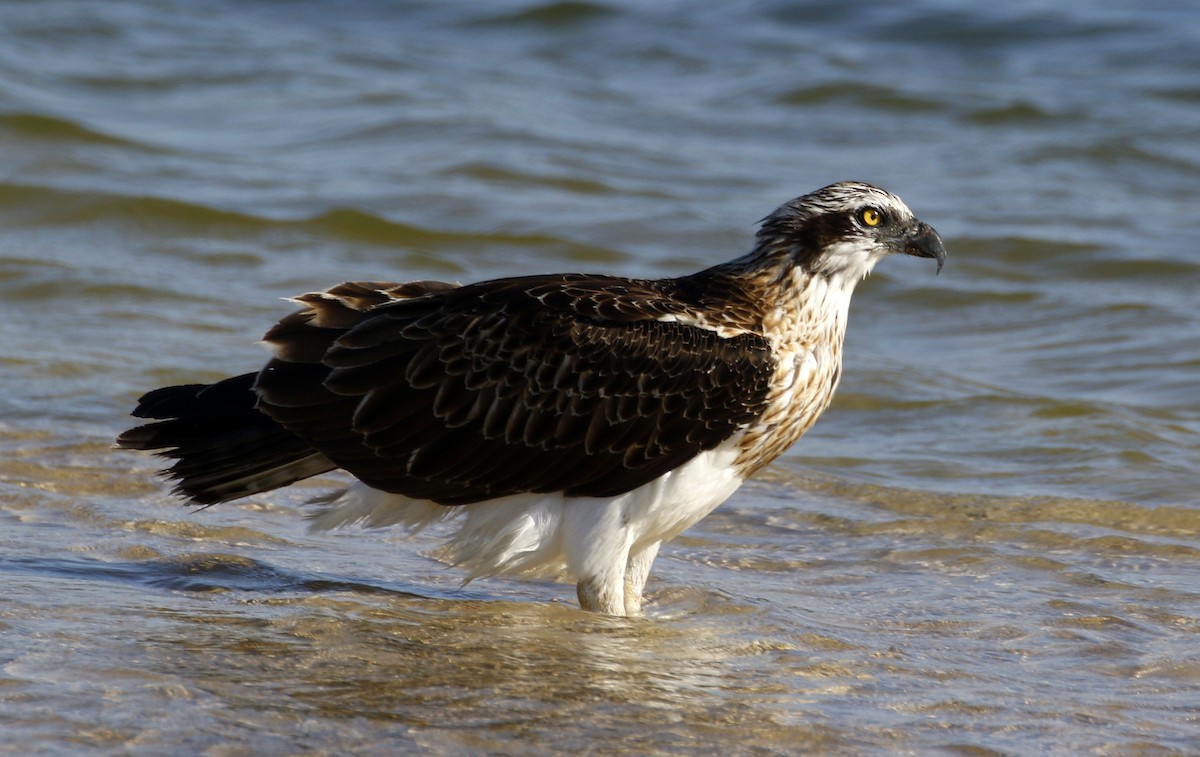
[118,181,945,616]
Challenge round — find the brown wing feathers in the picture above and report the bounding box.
[116,373,337,504]
[255,275,775,505]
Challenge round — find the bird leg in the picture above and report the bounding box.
[622,542,661,616]
[567,499,640,615]
[574,542,663,616]
[576,575,626,616]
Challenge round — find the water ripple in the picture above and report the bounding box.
[0,112,155,149]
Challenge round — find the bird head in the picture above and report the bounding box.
[755,181,946,282]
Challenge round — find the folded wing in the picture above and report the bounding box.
[256,275,775,505]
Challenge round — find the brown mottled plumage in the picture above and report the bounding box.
[255,274,775,505]
[118,181,945,615]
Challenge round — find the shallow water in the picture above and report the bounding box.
[2,1,1199,754]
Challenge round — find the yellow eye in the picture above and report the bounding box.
[860,208,883,227]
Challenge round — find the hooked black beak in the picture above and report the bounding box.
[902,221,947,274]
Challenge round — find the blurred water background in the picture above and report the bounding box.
[1,1,1198,754]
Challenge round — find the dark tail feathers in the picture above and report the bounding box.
[116,372,336,505]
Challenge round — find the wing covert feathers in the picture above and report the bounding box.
[256,275,775,505]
